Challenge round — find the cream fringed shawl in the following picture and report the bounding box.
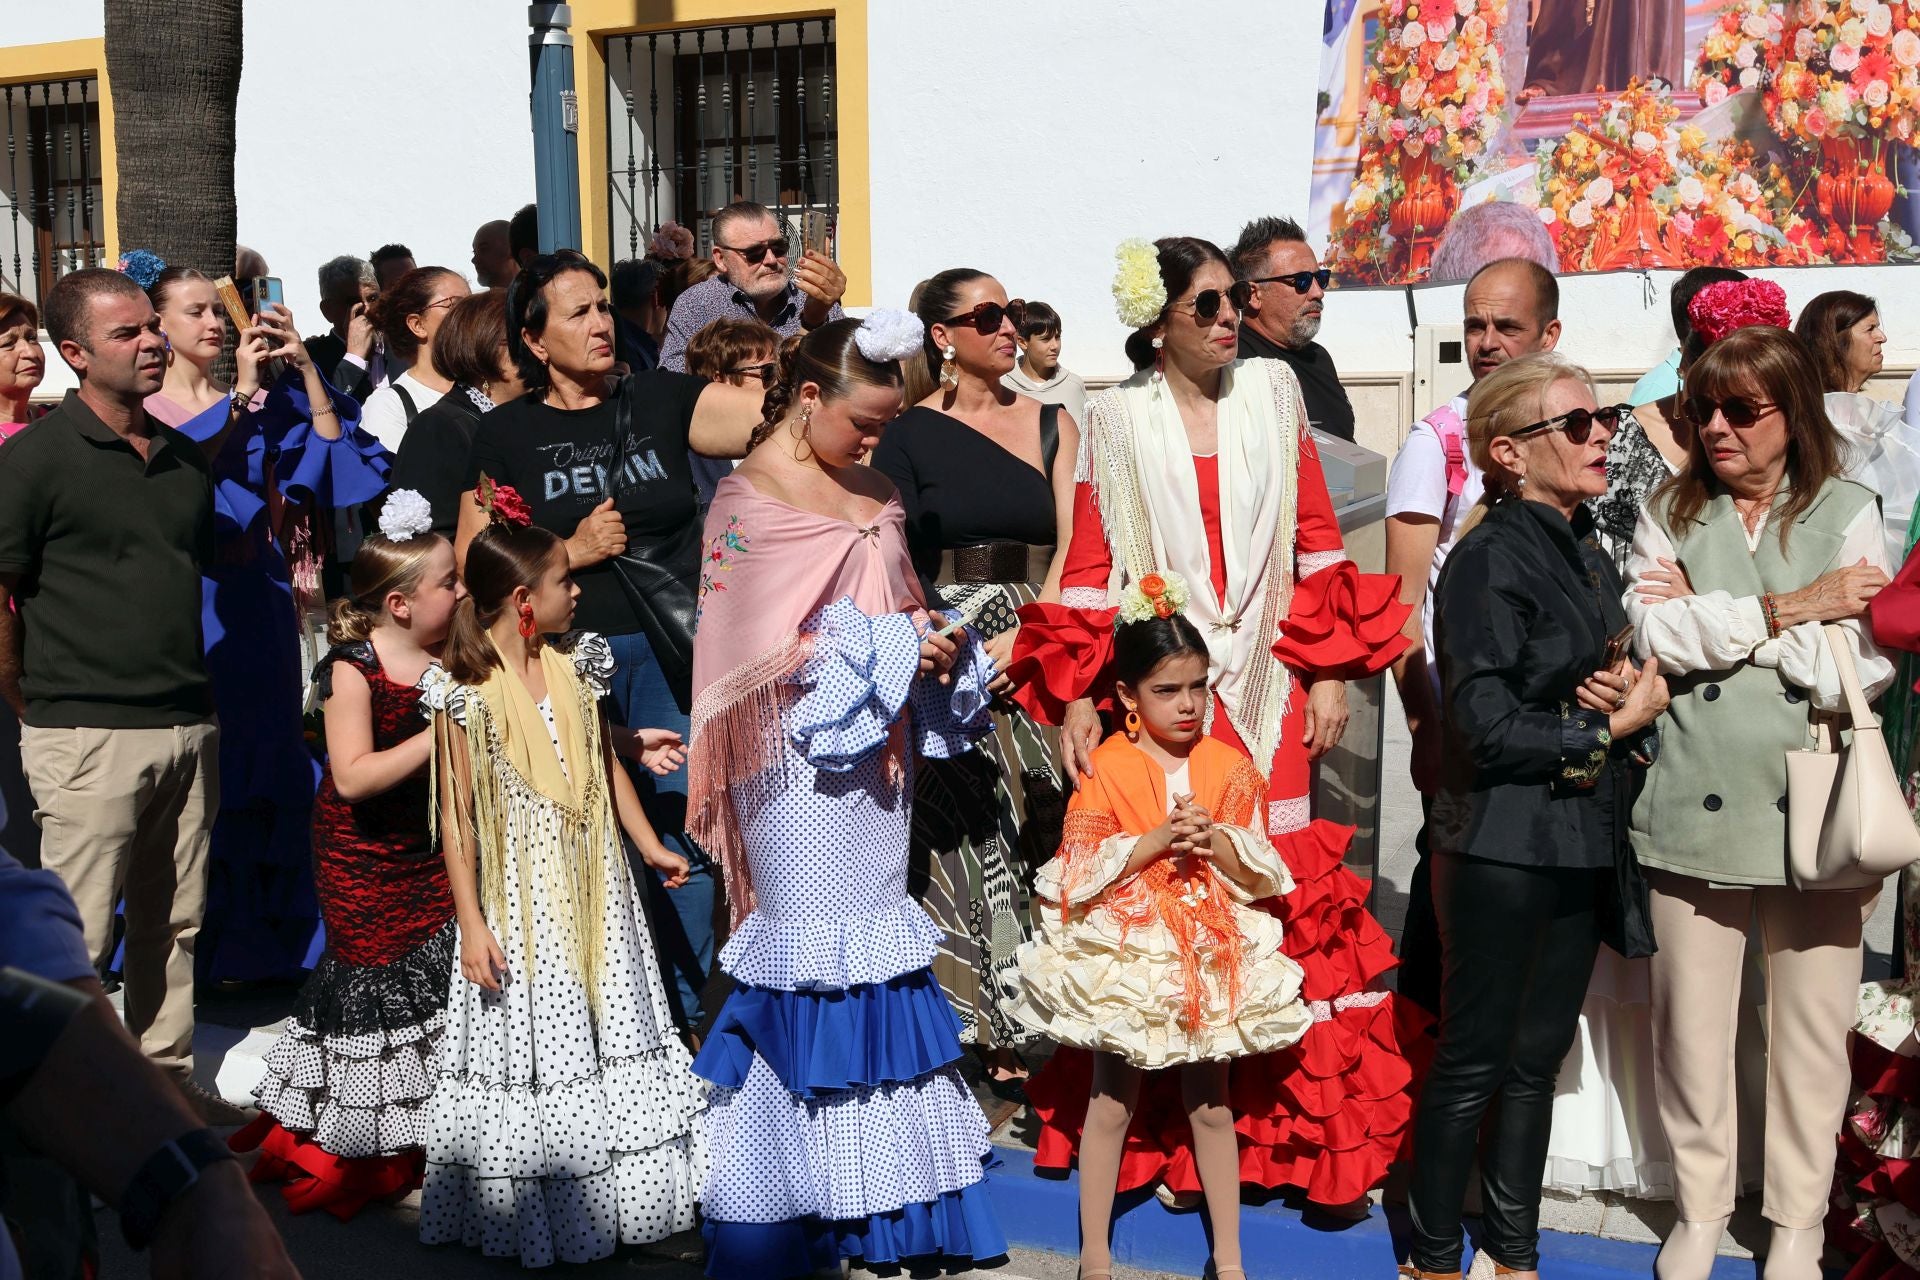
[1077,359,1304,778]
[687,473,927,927]
[428,633,616,1004]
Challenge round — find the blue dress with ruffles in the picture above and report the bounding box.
[153,372,390,982]
[692,596,1008,1279]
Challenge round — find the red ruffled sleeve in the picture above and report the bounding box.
[1274,560,1411,681]
[1008,601,1117,725]
[1871,542,1920,659]
[1273,435,1410,680]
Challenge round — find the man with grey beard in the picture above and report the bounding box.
[1230,215,1355,442]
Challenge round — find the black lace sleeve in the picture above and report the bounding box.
[313,640,380,703]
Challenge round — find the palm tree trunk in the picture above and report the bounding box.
[105,0,243,279]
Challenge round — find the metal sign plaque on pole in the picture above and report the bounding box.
[528,3,582,253]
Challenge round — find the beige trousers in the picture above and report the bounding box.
[22,722,219,1080]
[1648,868,1868,1229]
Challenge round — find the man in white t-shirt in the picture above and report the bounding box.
[1382,257,1561,1009]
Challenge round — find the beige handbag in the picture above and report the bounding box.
[1785,623,1920,890]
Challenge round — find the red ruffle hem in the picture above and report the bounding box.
[229,1113,424,1220]
[1026,817,1434,1208]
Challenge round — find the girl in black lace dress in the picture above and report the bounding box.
[231,492,466,1217]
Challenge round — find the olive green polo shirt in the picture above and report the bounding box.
[0,390,215,728]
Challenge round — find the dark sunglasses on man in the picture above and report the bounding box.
[1682,394,1776,428]
[1171,281,1256,322]
[1248,268,1332,295]
[721,237,790,265]
[730,361,778,388]
[1510,403,1630,445]
[942,299,1027,335]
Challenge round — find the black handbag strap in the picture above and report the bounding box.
[392,383,419,426]
[1040,402,1061,480]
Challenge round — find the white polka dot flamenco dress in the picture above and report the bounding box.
[691,598,1010,1279]
[415,636,707,1267]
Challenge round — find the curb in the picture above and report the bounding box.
[983,1145,1764,1280]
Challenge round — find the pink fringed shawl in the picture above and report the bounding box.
[688,473,926,925]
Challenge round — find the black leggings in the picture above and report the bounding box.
[1408,852,1604,1272]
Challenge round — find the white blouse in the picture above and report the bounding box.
[1623,499,1895,712]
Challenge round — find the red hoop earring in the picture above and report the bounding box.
[518,602,537,640]
[1125,710,1141,738]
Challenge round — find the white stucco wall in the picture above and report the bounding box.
[7,0,1919,402]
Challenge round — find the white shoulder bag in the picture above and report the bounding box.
[1785,623,1920,889]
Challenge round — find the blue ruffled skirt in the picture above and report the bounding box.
[692,967,1007,1280]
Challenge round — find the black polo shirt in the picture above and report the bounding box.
[1238,326,1357,442]
[0,390,215,728]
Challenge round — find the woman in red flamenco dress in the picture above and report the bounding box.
[1008,235,1430,1214]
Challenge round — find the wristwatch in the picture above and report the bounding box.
[119,1127,236,1250]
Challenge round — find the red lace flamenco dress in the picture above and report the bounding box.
[1010,440,1432,1208]
[230,643,456,1218]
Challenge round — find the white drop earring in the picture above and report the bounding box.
[1150,335,1165,384]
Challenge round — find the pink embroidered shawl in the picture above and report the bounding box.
[688,472,926,924]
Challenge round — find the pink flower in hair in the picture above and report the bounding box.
[1687,279,1791,346]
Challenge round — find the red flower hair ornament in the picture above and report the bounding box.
[1687,279,1791,346]
[475,473,533,530]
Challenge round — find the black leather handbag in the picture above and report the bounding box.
[602,375,700,713]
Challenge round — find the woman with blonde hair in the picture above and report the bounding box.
[1408,353,1666,1280]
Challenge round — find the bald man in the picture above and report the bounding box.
[471,219,515,290]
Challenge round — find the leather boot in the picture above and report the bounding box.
[1760,1224,1824,1280]
[1654,1216,1729,1280]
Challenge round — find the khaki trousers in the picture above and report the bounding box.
[1648,868,1868,1229]
[22,722,218,1080]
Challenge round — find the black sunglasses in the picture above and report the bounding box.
[1249,269,1332,295]
[1682,395,1777,427]
[1172,281,1255,322]
[719,236,790,265]
[1511,403,1629,444]
[729,362,778,388]
[942,299,1027,335]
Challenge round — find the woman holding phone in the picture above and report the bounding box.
[136,258,392,983]
[1407,352,1665,1280]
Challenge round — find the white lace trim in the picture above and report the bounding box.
[1268,796,1311,835]
[1308,990,1392,1023]
[1297,548,1350,577]
[1060,586,1110,610]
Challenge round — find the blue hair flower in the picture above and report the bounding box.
[116,249,166,292]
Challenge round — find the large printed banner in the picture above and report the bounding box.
[1311,0,1920,284]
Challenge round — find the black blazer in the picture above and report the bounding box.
[1429,497,1649,870]
[304,332,375,404]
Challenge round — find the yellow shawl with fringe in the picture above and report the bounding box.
[433,635,615,1003]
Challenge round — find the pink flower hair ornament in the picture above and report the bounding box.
[1687,278,1791,346]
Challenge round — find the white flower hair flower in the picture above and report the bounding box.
[853,308,924,363]
[1117,570,1191,624]
[1112,238,1167,330]
[379,489,435,542]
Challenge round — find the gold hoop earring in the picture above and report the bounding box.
[939,345,959,389]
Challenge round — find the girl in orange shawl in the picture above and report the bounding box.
[1008,579,1311,1280]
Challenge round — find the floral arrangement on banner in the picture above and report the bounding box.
[1692,0,1784,107]
[1766,0,1920,146]
[1327,0,1510,282]
[1533,79,1818,270]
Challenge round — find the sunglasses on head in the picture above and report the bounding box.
[1172,281,1255,322]
[1249,268,1332,295]
[729,361,778,388]
[942,299,1027,335]
[720,236,790,265]
[1511,403,1629,444]
[1682,395,1777,427]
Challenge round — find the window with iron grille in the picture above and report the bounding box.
[606,19,836,262]
[0,78,105,308]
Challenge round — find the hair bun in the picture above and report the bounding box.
[853,309,924,363]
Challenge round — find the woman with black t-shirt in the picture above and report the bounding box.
[872,267,1080,1087]
[455,250,762,1035]
[390,291,525,538]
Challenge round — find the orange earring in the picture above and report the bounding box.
[1125,710,1141,738]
